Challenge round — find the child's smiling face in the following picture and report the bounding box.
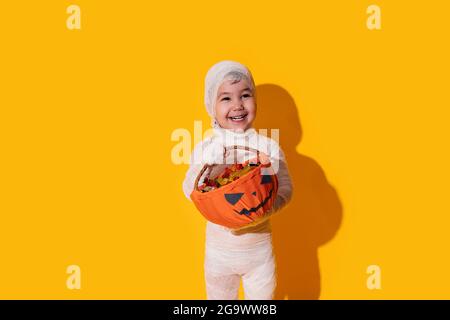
[214,78,256,131]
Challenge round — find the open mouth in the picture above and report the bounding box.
[228,113,248,122]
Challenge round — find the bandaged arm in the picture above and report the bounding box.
[270,152,293,214]
[182,140,209,201]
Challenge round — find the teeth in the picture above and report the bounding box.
[230,115,246,120]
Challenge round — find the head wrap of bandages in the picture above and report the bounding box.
[204,60,256,128]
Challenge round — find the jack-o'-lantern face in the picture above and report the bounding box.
[191,157,279,229]
[224,174,275,216]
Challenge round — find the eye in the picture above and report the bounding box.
[221,97,230,101]
[261,175,272,185]
[225,193,244,205]
[242,94,251,98]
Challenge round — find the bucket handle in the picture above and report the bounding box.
[193,145,265,192]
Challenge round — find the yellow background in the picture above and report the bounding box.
[1,1,449,299]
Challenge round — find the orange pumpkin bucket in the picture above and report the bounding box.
[190,145,279,229]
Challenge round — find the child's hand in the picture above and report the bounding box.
[258,152,271,165]
[230,216,271,235]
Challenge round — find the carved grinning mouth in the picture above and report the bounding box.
[233,188,274,216]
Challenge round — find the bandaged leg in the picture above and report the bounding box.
[242,252,276,300]
[204,243,240,300]
[204,221,276,300]
[204,268,240,300]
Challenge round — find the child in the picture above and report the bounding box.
[182,60,293,300]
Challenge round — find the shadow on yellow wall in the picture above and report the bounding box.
[254,84,343,300]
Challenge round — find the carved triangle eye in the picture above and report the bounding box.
[224,193,244,205]
[261,175,272,185]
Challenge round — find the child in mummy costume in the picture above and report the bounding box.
[183,60,293,300]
